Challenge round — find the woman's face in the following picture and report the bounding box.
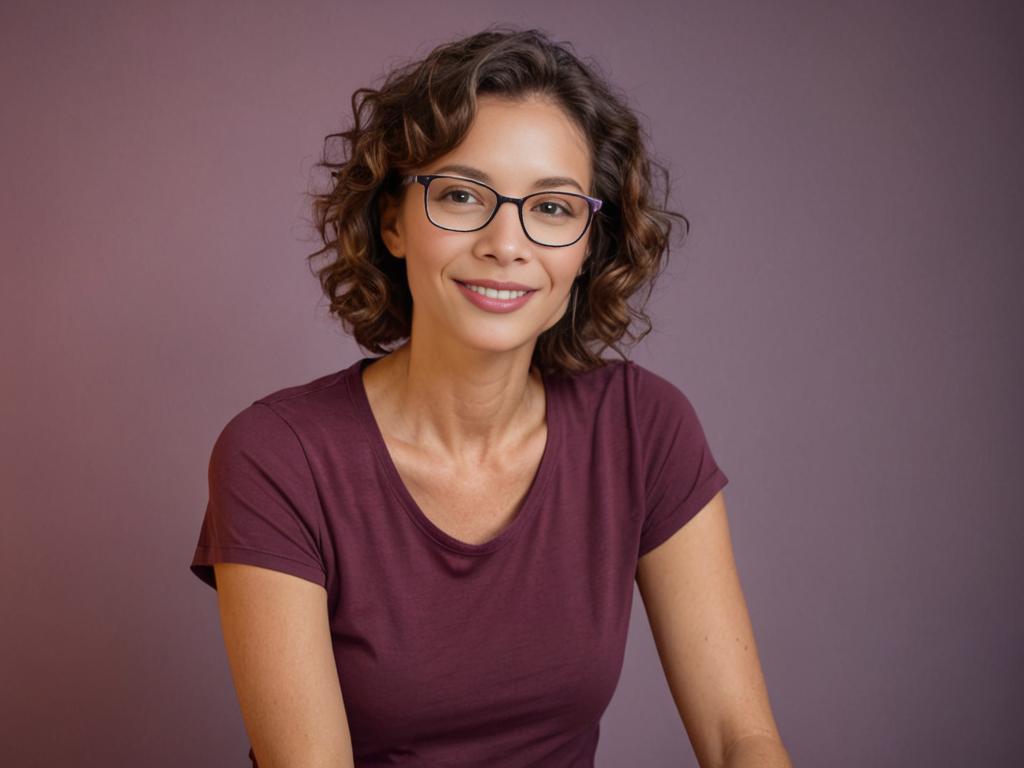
[380,93,594,357]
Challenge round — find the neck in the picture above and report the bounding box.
[379,340,542,465]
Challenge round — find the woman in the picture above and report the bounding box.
[190,26,792,768]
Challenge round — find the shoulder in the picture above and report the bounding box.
[553,356,630,404]
[626,360,702,423]
[591,360,714,469]
[212,364,356,460]
[556,358,694,418]
[254,367,350,417]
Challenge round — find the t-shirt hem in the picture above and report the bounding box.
[637,468,729,558]
[190,544,328,590]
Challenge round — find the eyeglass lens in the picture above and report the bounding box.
[424,177,590,246]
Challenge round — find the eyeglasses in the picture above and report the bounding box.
[402,174,603,248]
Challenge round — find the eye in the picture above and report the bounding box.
[442,188,482,205]
[534,200,571,217]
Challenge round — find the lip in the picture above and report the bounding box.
[455,278,538,291]
[454,279,538,313]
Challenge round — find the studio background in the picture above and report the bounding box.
[2,1,1020,765]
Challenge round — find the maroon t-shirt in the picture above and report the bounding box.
[190,355,728,767]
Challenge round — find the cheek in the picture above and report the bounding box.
[404,234,458,284]
[566,248,589,281]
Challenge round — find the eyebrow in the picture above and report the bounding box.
[429,163,586,194]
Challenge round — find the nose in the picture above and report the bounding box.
[477,198,532,262]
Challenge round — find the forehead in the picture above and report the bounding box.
[427,94,593,192]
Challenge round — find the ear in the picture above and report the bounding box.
[378,192,406,259]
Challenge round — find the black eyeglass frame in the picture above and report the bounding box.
[402,174,603,248]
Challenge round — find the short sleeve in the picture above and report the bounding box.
[189,401,328,591]
[633,363,729,557]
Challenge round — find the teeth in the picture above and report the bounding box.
[465,284,528,300]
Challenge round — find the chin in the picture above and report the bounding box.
[457,328,539,354]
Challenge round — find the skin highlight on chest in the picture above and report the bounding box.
[363,355,548,546]
[386,433,545,546]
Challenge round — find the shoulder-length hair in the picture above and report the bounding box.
[306,25,689,378]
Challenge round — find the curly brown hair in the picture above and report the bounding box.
[305,24,689,378]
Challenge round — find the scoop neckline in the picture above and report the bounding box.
[347,355,560,556]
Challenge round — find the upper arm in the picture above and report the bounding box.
[635,490,783,768]
[214,563,355,768]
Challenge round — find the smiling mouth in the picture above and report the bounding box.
[454,280,539,295]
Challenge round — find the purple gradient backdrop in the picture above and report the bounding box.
[2,1,1021,765]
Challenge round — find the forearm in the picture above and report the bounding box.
[721,733,793,768]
